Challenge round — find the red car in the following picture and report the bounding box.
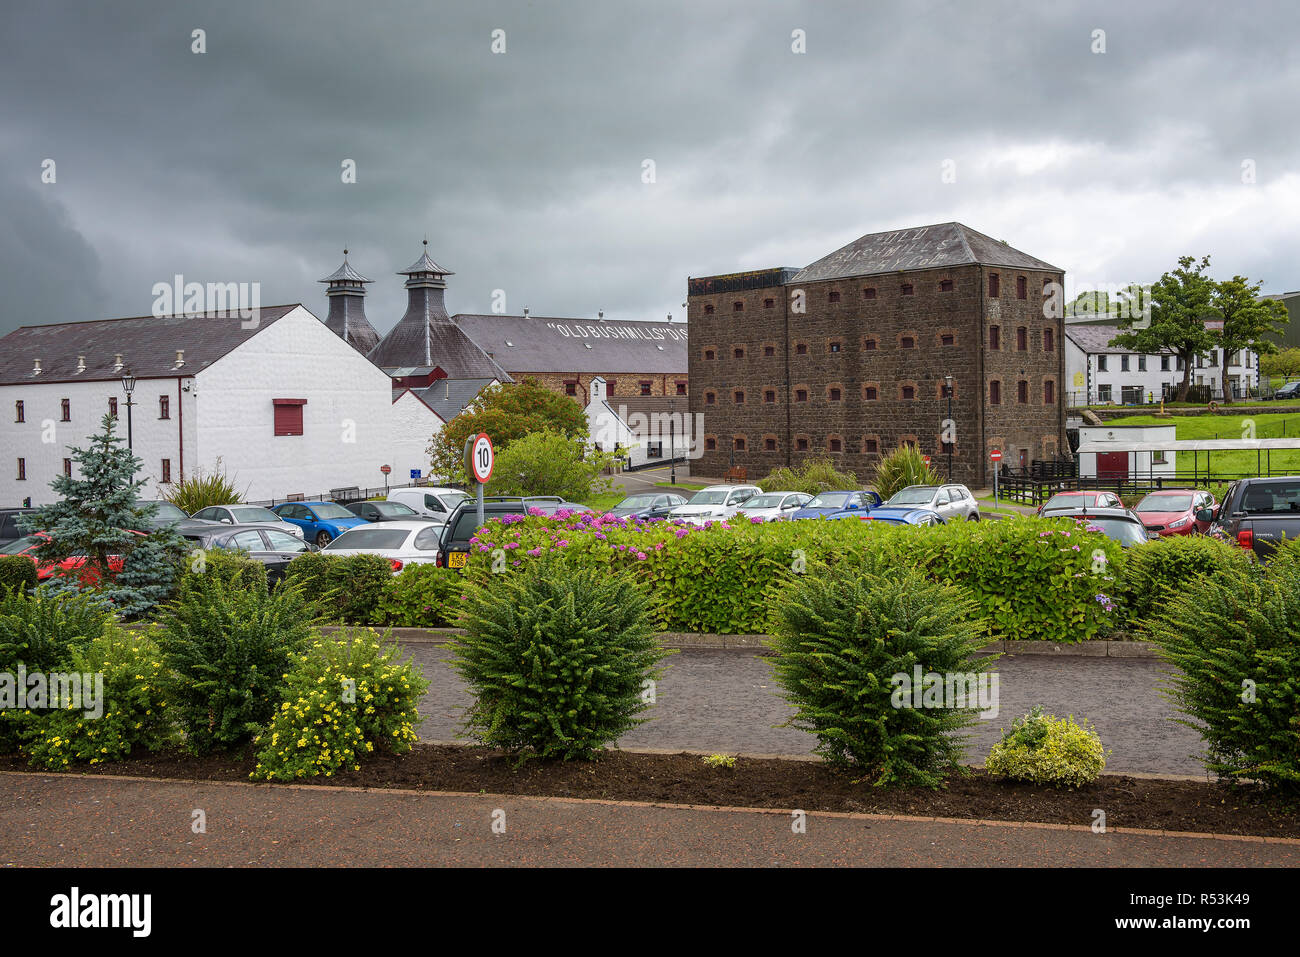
[1133,489,1218,537]
[0,531,130,584]
[1037,490,1124,517]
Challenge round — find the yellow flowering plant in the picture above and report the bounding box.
[251,628,428,781]
[984,707,1107,788]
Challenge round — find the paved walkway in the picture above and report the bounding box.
[3,774,1293,867]
[410,647,1207,776]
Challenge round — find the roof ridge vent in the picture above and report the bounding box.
[31,358,41,375]
[76,355,86,374]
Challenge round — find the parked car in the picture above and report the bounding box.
[482,495,592,516]
[322,520,443,572]
[386,487,471,523]
[1037,490,1124,516]
[179,523,314,585]
[191,504,305,540]
[668,485,763,525]
[344,500,427,523]
[435,500,542,569]
[608,492,689,520]
[1047,507,1156,548]
[0,530,134,583]
[856,505,944,526]
[1274,380,1300,400]
[270,501,370,547]
[1201,476,1300,558]
[1133,489,1218,537]
[883,484,980,522]
[733,491,813,522]
[0,508,36,548]
[788,490,882,521]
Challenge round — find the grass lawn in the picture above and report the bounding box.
[577,490,626,514]
[1099,409,1300,476]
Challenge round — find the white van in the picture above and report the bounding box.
[386,487,472,524]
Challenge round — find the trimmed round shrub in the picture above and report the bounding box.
[176,546,268,593]
[768,565,994,788]
[450,559,669,761]
[1116,534,1251,626]
[157,571,314,753]
[985,707,1106,787]
[251,628,429,780]
[1142,560,1300,789]
[0,556,37,595]
[283,552,393,624]
[19,626,173,769]
[376,563,465,627]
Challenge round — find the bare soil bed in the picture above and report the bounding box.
[3,744,1297,838]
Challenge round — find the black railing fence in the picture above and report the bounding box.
[996,468,1300,508]
[244,479,466,508]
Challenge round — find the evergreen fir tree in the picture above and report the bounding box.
[20,413,187,617]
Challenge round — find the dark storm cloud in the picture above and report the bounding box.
[1,0,1297,339]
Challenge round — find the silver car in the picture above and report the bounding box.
[190,504,306,539]
[883,484,980,522]
[735,491,813,522]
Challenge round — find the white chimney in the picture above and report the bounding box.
[31,358,41,375]
[76,355,85,373]
[113,353,123,372]
[174,349,186,368]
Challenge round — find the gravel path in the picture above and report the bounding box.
[407,645,1208,777]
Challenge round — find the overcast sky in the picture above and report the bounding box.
[1,0,1297,339]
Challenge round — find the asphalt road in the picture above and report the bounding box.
[409,645,1208,777]
[4,774,1292,867]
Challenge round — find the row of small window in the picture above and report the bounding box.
[704,380,1055,405]
[16,458,174,482]
[702,436,953,455]
[14,397,170,423]
[1096,351,1252,372]
[702,327,1053,360]
[700,275,1040,313]
[564,380,688,397]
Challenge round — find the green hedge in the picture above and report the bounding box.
[1116,535,1252,626]
[283,552,394,624]
[0,557,37,595]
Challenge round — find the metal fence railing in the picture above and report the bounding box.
[244,479,469,509]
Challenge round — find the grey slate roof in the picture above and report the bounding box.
[790,222,1062,284]
[0,305,298,386]
[1064,324,1173,356]
[409,378,498,422]
[399,250,453,276]
[600,395,681,437]
[319,257,372,285]
[453,314,688,374]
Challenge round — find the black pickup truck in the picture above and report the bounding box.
[1199,477,1300,558]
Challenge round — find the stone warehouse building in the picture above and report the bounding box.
[687,223,1067,487]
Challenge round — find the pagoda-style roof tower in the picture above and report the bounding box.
[318,250,381,354]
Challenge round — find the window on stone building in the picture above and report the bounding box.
[795,389,808,402]
[704,349,715,360]
[829,341,841,353]
[705,437,716,451]
[989,273,1000,298]
[901,336,915,349]
[829,438,842,452]
[606,379,617,393]
[864,386,878,400]
[1044,380,1055,405]
[733,302,744,312]
[828,387,842,401]
[763,345,775,357]
[705,392,716,405]
[941,334,954,346]
[764,390,775,403]
[564,381,577,396]
[796,343,807,355]
[796,438,809,451]
[901,385,915,400]
[1017,327,1028,351]
[939,279,953,292]
[989,326,1000,350]
[1017,380,1029,404]
[828,291,841,303]
[864,338,877,350]
[1016,276,1027,299]
[863,287,877,299]
[764,298,775,309]
[734,347,745,359]
[901,283,914,296]
[703,304,714,315]
[639,381,652,395]
[990,381,1001,405]
[676,382,686,395]
[765,438,777,451]
[734,391,744,404]
[864,438,879,454]
[1044,329,1054,352]
[734,437,746,450]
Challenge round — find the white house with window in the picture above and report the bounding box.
[1065,323,1259,406]
[0,304,443,506]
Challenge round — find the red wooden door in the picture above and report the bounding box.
[1097,451,1128,480]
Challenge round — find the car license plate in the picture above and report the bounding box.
[448,551,468,568]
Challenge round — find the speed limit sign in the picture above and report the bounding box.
[468,432,494,484]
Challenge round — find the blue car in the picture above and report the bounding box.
[854,505,944,526]
[271,500,371,547]
[788,490,883,520]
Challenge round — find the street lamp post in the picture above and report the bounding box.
[121,369,137,459]
[944,374,954,482]
[668,397,676,484]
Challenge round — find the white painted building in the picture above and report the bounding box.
[1065,323,1259,406]
[586,376,696,468]
[0,304,443,506]
[1076,424,1176,480]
